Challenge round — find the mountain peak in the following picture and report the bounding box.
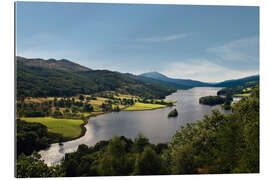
[17,56,91,72]
[140,71,169,79]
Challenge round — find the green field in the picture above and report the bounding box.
[243,87,252,92]
[123,102,166,111]
[21,117,84,138]
[20,94,175,139]
[233,93,251,97]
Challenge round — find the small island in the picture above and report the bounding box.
[199,96,225,106]
[168,108,178,117]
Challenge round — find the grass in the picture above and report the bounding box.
[20,94,176,142]
[233,93,251,97]
[89,97,109,106]
[115,94,136,99]
[21,117,84,139]
[123,102,166,111]
[243,87,252,92]
[79,111,105,118]
[24,97,56,103]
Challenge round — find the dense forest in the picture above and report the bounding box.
[16,85,259,177]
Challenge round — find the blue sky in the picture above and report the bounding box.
[16,2,259,82]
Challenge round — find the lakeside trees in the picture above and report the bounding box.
[199,96,225,106]
[16,119,63,156]
[169,85,259,173]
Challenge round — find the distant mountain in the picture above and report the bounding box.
[139,71,259,88]
[139,71,210,87]
[17,56,90,72]
[139,72,171,82]
[16,57,176,99]
[213,75,259,87]
[16,56,259,99]
[123,72,191,89]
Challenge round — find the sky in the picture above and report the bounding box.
[16,2,259,82]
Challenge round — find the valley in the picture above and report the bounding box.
[14,3,260,177]
[15,56,260,176]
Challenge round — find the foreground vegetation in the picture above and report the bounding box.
[16,85,259,177]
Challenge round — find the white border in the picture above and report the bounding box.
[1,0,269,180]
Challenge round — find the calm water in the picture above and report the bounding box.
[39,87,230,166]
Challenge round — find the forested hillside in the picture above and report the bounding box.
[16,57,176,99]
[214,75,259,87]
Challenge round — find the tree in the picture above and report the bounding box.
[79,95,84,101]
[16,152,64,177]
[211,113,244,173]
[64,159,79,177]
[133,146,166,175]
[171,144,198,174]
[223,94,233,110]
[97,136,132,176]
[199,96,225,106]
[16,119,52,156]
[232,86,259,173]
[52,110,63,118]
[132,133,150,153]
[83,103,93,112]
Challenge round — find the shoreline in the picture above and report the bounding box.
[50,103,176,144]
[122,104,175,112]
[59,112,106,143]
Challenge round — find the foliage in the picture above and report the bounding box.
[61,135,168,176]
[199,96,225,106]
[169,86,259,174]
[16,152,64,178]
[133,146,166,175]
[132,133,150,153]
[223,94,233,110]
[16,119,63,156]
[168,109,178,117]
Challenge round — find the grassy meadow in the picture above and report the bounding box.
[123,102,166,111]
[233,93,251,97]
[21,117,84,138]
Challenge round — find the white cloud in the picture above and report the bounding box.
[206,36,259,63]
[135,33,187,43]
[160,59,258,82]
